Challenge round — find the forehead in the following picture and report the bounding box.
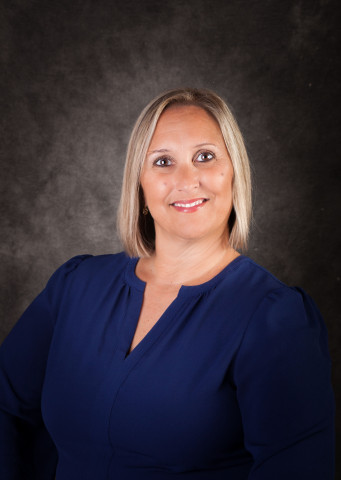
[151,105,223,142]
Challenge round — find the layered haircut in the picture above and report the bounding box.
[117,88,252,257]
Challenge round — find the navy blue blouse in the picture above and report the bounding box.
[0,253,334,479]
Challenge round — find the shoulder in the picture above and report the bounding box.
[229,259,331,372]
[44,252,133,303]
[228,256,320,313]
[214,256,296,322]
[218,256,329,352]
[234,256,324,331]
[48,251,130,279]
[230,255,287,292]
[236,256,321,322]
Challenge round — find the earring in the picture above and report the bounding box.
[142,206,149,216]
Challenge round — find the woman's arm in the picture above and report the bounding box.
[0,289,58,479]
[0,255,91,479]
[232,287,335,479]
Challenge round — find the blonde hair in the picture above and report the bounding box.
[117,88,251,257]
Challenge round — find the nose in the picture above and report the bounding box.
[175,162,200,191]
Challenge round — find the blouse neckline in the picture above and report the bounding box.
[124,254,247,297]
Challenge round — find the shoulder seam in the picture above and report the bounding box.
[230,284,301,379]
[242,257,288,288]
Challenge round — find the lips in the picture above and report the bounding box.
[170,198,208,212]
[172,199,207,208]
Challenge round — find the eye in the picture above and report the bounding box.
[196,151,215,163]
[154,156,172,167]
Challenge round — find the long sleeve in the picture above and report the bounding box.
[232,287,335,479]
[0,255,91,479]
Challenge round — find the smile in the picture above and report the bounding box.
[172,199,207,208]
[170,198,208,213]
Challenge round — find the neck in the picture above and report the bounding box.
[138,232,239,287]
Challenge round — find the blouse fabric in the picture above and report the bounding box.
[0,253,334,479]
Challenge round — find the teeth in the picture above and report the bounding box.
[173,199,205,208]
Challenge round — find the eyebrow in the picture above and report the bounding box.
[147,143,218,155]
[148,148,170,154]
[194,143,217,149]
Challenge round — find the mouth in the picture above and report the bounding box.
[170,198,208,212]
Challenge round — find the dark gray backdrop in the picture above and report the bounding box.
[1,0,340,474]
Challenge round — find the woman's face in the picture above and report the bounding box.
[140,105,234,245]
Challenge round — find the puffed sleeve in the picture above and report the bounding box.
[0,255,92,479]
[232,287,334,479]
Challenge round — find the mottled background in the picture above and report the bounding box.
[1,0,340,473]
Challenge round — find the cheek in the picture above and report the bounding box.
[205,169,232,192]
[141,177,170,204]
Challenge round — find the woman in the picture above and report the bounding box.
[0,88,334,479]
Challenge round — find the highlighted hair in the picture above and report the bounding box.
[117,88,251,257]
